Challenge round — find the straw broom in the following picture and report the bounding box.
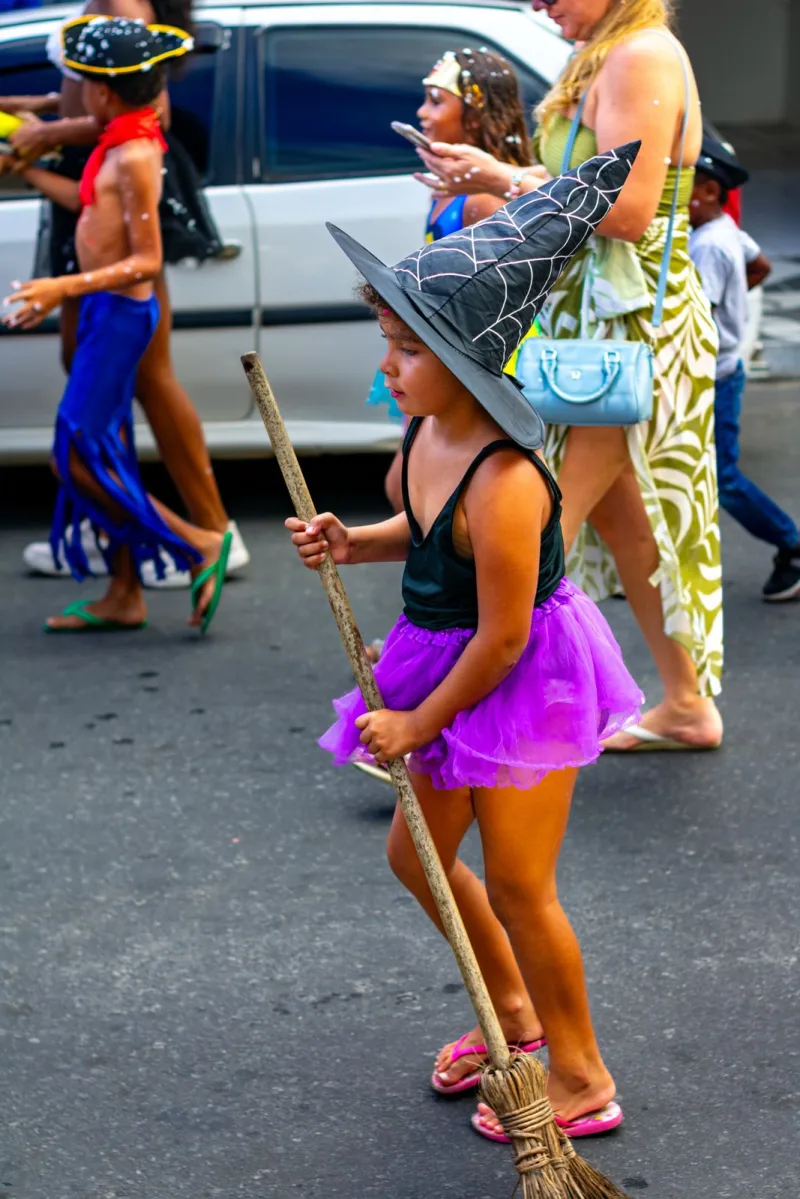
[242,351,630,1199]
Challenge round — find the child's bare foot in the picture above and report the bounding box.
[602,697,723,751]
[365,639,384,665]
[434,1017,545,1089]
[475,1066,616,1135]
[45,584,147,631]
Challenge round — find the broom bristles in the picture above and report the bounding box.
[560,1140,632,1199]
[480,1054,573,1197]
[479,1055,631,1199]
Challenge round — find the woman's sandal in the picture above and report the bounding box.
[191,530,233,636]
[471,1100,623,1141]
[431,1032,546,1096]
[44,599,147,633]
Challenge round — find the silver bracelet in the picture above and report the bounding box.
[503,168,530,201]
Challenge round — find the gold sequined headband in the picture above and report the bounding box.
[423,50,486,110]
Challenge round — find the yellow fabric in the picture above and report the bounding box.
[535,115,695,215]
[0,111,23,140]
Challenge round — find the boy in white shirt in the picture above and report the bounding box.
[690,136,800,602]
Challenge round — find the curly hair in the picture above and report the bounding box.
[536,0,674,127]
[444,48,532,167]
[357,282,418,335]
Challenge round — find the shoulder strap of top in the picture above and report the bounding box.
[454,440,562,513]
[401,418,424,541]
[403,416,422,455]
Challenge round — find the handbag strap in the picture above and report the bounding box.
[560,90,589,176]
[560,30,691,331]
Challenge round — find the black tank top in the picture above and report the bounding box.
[401,417,566,631]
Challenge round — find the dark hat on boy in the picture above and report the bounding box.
[328,142,640,449]
[697,130,750,192]
[61,15,193,78]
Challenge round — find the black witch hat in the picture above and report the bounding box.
[329,142,640,448]
[62,15,193,78]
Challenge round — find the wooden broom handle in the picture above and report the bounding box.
[242,352,510,1071]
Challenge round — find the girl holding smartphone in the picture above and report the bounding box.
[369,48,537,517]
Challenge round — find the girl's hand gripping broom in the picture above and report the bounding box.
[242,351,630,1199]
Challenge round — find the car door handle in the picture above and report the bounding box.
[215,240,242,262]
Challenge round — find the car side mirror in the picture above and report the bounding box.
[194,23,227,54]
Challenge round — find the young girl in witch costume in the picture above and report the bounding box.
[3,17,232,633]
[288,145,644,1139]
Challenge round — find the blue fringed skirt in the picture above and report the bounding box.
[50,291,200,581]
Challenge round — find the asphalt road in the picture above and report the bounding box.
[1,382,799,1199]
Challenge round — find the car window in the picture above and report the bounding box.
[0,25,225,199]
[260,25,547,182]
[168,27,225,182]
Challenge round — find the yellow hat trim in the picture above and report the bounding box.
[61,15,193,77]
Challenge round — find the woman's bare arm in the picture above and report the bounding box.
[591,34,699,242]
[0,93,60,116]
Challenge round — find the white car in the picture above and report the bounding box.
[0,0,569,463]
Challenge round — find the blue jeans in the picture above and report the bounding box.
[715,361,798,550]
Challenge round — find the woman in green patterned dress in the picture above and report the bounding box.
[415,0,724,755]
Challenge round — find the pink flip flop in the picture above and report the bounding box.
[471,1100,623,1142]
[431,1033,546,1096]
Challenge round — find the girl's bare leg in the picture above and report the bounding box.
[589,466,722,747]
[45,448,224,630]
[557,428,721,745]
[134,273,228,534]
[387,771,542,1084]
[474,768,615,1128]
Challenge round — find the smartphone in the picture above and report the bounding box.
[391,121,432,151]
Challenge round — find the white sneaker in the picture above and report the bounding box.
[141,519,250,589]
[23,519,109,577]
[22,519,250,586]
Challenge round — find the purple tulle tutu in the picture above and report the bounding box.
[319,579,643,790]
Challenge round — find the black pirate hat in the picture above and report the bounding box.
[697,130,749,193]
[61,15,193,77]
[328,142,640,449]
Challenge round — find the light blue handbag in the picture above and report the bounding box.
[517,35,690,427]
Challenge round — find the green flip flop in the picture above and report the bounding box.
[191,529,233,636]
[44,598,148,633]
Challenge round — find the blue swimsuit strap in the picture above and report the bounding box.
[427,195,467,241]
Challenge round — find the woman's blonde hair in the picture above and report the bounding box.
[536,0,674,127]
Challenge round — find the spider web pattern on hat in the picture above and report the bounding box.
[395,146,633,374]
